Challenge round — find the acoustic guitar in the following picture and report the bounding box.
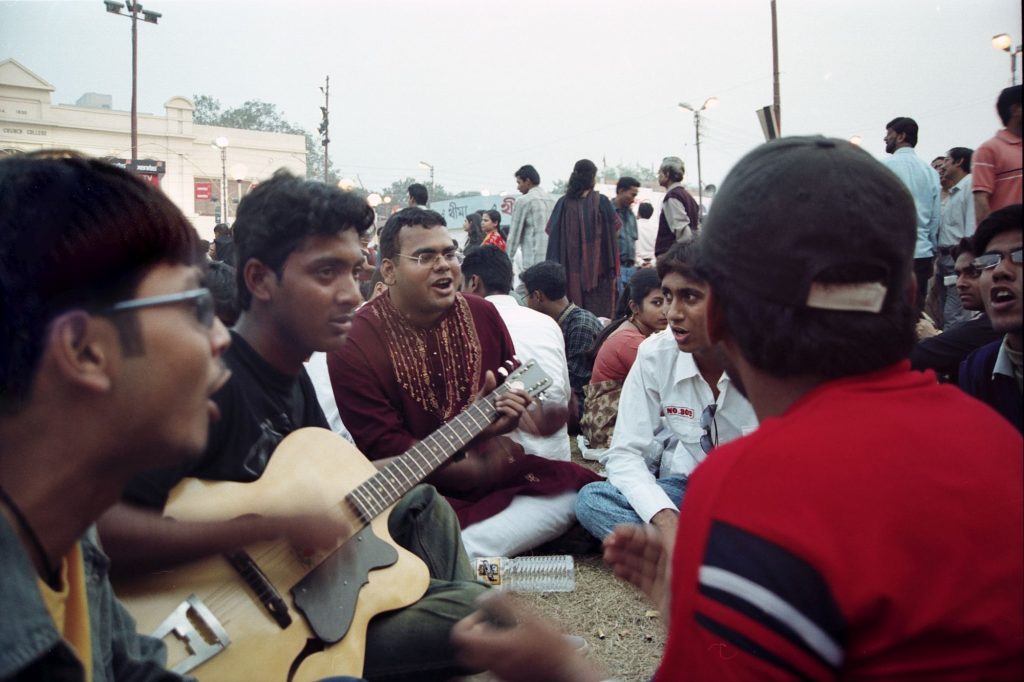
[115,360,551,681]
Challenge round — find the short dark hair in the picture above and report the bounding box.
[520,260,567,299]
[484,209,501,227]
[656,240,704,283]
[616,176,641,193]
[213,223,231,237]
[233,170,374,310]
[378,206,448,260]
[947,147,973,173]
[996,85,1022,126]
[205,260,239,326]
[952,236,975,261]
[408,183,429,205]
[0,152,198,414]
[515,165,540,186]
[462,245,513,294]
[886,117,919,147]
[360,263,384,300]
[637,201,654,219]
[973,204,1023,255]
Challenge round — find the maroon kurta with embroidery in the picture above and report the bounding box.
[329,291,599,526]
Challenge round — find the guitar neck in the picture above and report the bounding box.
[344,392,500,522]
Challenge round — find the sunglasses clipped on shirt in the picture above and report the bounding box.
[972,247,1023,272]
[100,288,216,328]
[700,403,718,454]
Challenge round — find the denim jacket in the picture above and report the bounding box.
[0,517,190,682]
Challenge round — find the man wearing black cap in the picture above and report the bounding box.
[449,137,1023,682]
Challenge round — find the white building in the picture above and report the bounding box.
[0,58,306,238]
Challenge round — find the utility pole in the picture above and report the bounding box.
[771,0,781,134]
[104,1,161,164]
[319,75,330,182]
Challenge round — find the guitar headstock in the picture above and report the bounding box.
[496,358,551,399]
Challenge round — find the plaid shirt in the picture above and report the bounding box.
[507,186,557,268]
[557,303,603,417]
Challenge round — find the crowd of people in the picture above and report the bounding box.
[0,84,1020,682]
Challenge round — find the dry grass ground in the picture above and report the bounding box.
[515,556,666,682]
[513,438,666,682]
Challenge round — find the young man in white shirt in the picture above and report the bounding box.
[575,240,757,541]
[461,244,573,462]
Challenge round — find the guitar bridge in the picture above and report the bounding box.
[150,594,231,674]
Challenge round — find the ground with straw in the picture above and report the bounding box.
[513,440,666,682]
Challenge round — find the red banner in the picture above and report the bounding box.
[195,181,212,201]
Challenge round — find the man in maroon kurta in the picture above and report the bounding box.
[329,207,599,557]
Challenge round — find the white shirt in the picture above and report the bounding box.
[486,294,573,461]
[938,173,976,247]
[304,351,355,443]
[635,216,658,262]
[601,330,758,522]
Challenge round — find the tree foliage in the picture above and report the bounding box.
[192,94,334,181]
[378,176,453,205]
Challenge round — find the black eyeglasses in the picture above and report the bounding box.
[700,403,718,454]
[101,288,216,328]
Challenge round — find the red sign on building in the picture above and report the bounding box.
[195,181,212,201]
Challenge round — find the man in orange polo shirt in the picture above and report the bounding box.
[974,85,1022,224]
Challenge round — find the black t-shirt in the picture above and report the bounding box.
[123,330,328,510]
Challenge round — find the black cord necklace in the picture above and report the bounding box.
[0,485,57,582]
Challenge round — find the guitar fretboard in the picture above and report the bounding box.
[344,389,504,522]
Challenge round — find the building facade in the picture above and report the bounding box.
[0,58,306,238]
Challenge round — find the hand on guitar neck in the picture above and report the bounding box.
[473,366,532,442]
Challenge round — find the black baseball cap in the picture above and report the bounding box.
[699,136,916,313]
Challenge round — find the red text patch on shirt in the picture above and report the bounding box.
[665,406,695,418]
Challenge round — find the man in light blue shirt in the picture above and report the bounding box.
[883,116,942,311]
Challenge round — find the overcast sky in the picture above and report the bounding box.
[1,0,1020,194]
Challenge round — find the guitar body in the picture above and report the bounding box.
[115,428,430,681]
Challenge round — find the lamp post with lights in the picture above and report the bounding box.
[104,1,161,164]
[212,137,229,223]
[992,33,1022,85]
[678,96,718,216]
[419,161,435,191]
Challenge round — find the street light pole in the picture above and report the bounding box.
[678,97,718,217]
[104,1,161,164]
[992,33,1022,85]
[212,137,229,223]
[419,161,435,190]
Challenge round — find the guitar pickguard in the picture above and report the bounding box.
[291,524,398,643]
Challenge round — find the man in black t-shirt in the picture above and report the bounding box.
[98,170,508,681]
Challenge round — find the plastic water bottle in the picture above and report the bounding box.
[473,555,575,592]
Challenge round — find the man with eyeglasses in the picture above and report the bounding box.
[574,240,757,543]
[99,174,490,681]
[329,207,599,558]
[960,204,1023,432]
[0,152,231,680]
[911,237,1003,383]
